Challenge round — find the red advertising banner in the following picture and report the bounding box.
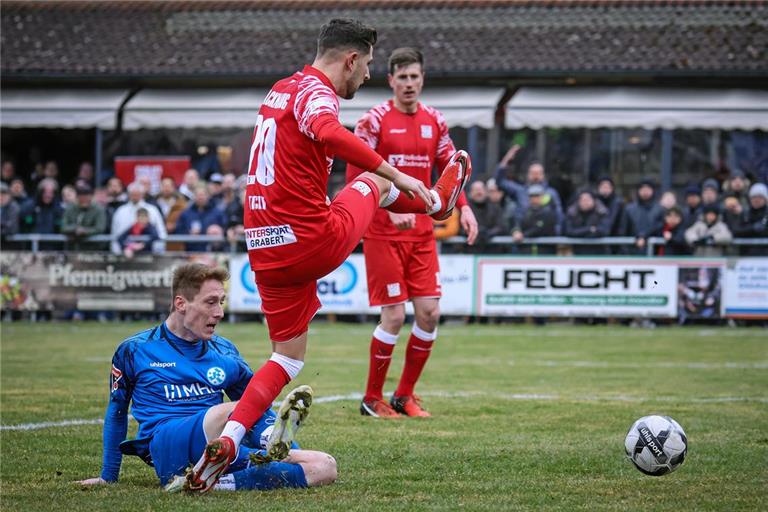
[114,156,191,195]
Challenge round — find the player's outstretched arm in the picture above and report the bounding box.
[374,160,433,209]
[75,399,129,486]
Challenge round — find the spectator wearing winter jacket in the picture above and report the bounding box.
[19,178,63,235]
[512,184,558,255]
[495,145,564,234]
[466,180,508,249]
[700,178,721,211]
[117,208,160,258]
[654,206,690,256]
[725,170,750,210]
[685,204,733,257]
[596,176,624,236]
[175,185,226,252]
[0,182,20,239]
[61,184,107,248]
[621,179,665,254]
[732,183,768,256]
[682,184,703,228]
[721,193,745,235]
[564,190,610,255]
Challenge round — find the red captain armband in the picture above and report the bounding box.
[310,114,383,172]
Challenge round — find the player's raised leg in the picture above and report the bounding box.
[391,297,439,417]
[378,150,472,220]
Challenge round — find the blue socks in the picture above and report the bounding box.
[228,460,308,490]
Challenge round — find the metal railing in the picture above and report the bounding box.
[4,233,230,253]
[441,236,768,257]
[4,233,767,256]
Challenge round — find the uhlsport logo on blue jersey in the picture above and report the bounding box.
[318,261,357,295]
[207,366,226,386]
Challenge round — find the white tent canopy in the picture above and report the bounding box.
[506,87,768,130]
[341,87,505,129]
[123,89,269,130]
[0,89,130,129]
[122,87,505,130]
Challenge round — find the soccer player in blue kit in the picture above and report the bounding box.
[77,263,336,492]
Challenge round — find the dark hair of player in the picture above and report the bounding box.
[388,47,424,75]
[317,18,378,57]
[171,263,230,310]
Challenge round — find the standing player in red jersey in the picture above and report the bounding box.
[185,19,472,493]
[347,48,478,418]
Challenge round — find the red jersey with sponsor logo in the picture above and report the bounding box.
[346,100,464,241]
[244,66,360,271]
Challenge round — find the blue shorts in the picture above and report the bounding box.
[148,408,280,486]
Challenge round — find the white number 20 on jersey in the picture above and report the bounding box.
[247,114,277,186]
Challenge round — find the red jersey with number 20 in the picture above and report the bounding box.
[346,100,465,241]
[245,65,378,271]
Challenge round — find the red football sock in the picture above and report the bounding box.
[364,335,396,402]
[229,360,290,429]
[384,192,431,214]
[395,333,434,397]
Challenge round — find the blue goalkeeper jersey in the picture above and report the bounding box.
[109,322,254,440]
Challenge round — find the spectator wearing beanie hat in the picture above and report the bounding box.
[725,170,750,209]
[683,184,703,228]
[595,176,624,236]
[733,183,768,256]
[621,179,665,253]
[701,178,721,210]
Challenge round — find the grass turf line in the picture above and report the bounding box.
[1,322,766,511]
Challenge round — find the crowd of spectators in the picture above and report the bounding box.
[0,160,248,254]
[2,153,767,257]
[460,146,767,256]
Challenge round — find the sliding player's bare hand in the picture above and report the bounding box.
[77,477,108,487]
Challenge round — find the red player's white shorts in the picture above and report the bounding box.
[363,237,441,307]
[254,177,380,342]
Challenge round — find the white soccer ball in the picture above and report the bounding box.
[624,415,688,476]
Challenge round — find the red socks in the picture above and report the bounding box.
[364,335,396,402]
[229,360,290,429]
[395,333,434,398]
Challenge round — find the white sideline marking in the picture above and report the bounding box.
[533,360,768,369]
[3,392,766,431]
[0,418,105,431]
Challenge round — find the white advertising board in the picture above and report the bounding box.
[475,257,678,317]
[724,257,768,319]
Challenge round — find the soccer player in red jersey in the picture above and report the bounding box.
[347,48,478,418]
[187,20,472,492]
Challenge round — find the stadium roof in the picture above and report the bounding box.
[2,0,767,87]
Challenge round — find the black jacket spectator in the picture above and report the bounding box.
[721,193,746,236]
[652,207,690,256]
[19,179,63,234]
[596,176,624,236]
[513,185,558,255]
[733,183,768,255]
[682,184,703,229]
[175,186,227,252]
[466,181,507,248]
[622,180,665,241]
[0,182,20,238]
[565,191,610,255]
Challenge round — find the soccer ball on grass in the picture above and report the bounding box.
[624,415,687,476]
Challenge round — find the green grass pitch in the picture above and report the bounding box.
[1,322,767,511]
